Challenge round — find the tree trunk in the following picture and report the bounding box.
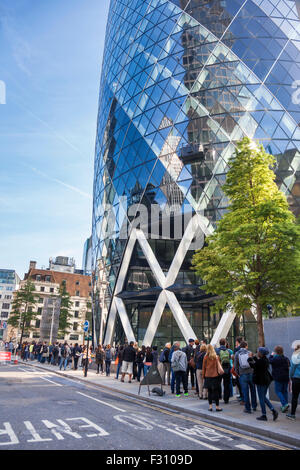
[256,302,265,347]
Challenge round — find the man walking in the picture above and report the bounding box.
[216,338,233,404]
[171,343,188,397]
[160,343,171,385]
[121,341,136,383]
[182,338,196,389]
[234,341,257,414]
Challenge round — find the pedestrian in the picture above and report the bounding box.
[286,340,300,421]
[116,345,124,379]
[94,344,104,374]
[104,345,113,376]
[216,338,233,404]
[169,343,176,394]
[51,342,59,366]
[159,343,171,386]
[171,343,188,397]
[195,344,208,399]
[269,345,290,413]
[233,336,244,402]
[59,343,70,371]
[29,342,35,361]
[202,344,223,412]
[40,342,49,364]
[248,347,278,422]
[73,343,82,371]
[152,345,158,367]
[136,346,145,382]
[182,339,196,390]
[121,341,136,383]
[143,346,153,377]
[234,340,257,414]
[23,343,29,362]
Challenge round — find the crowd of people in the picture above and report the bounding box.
[5,335,300,422]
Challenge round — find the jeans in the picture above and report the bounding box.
[239,373,257,412]
[144,365,151,377]
[256,384,274,416]
[220,371,231,403]
[59,358,68,370]
[274,381,289,407]
[116,362,122,379]
[137,363,144,381]
[105,360,111,376]
[174,370,188,395]
[186,365,195,387]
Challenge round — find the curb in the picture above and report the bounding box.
[22,362,300,449]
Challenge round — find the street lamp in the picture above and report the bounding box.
[267,304,273,319]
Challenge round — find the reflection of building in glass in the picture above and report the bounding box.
[0,270,20,342]
[92,0,300,350]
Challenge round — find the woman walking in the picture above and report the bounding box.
[195,344,208,399]
[287,340,300,421]
[248,347,278,422]
[95,345,104,374]
[202,344,223,412]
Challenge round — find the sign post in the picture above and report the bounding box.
[83,321,89,378]
[138,364,163,396]
[0,351,11,365]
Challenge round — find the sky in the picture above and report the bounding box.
[0,0,110,278]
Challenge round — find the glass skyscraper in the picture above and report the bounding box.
[92,0,300,349]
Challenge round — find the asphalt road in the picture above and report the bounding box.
[0,364,294,451]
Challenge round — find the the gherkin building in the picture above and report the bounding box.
[92,0,300,349]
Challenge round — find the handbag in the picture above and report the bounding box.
[189,357,196,369]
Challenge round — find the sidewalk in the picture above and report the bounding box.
[20,360,300,448]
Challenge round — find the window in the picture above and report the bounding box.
[50,288,54,293]
[73,322,78,331]
[75,301,80,307]
[40,286,45,292]
[1,312,8,318]
[37,307,42,314]
[45,276,51,282]
[5,295,12,299]
[2,303,10,310]
[76,281,80,286]
[35,319,40,328]
[39,298,43,304]
[76,291,80,297]
[74,311,79,318]
[70,335,79,341]
[36,275,41,281]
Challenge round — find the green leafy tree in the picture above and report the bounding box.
[8,280,39,344]
[192,137,300,346]
[58,282,73,336]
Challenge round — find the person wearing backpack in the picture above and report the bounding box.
[171,343,188,397]
[59,343,70,371]
[216,338,233,404]
[160,343,171,385]
[248,347,278,422]
[234,340,257,414]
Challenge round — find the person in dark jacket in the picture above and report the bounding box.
[144,346,153,377]
[116,345,124,380]
[248,347,278,422]
[160,343,171,385]
[269,345,290,412]
[95,345,104,374]
[195,344,207,399]
[152,345,158,367]
[136,346,146,382]
[121,341,136,383]
[182,338,196,389]
[72,343,82,371]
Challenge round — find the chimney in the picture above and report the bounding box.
[29,261,37,271]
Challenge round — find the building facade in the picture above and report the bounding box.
[92,0,300,350]
[0,270,20,342]
[16,259,92,344]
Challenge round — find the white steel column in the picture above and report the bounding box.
[210,309,237,347]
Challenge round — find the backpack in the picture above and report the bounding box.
[239,351,250,369]
[42,345,48,354]
[159,350,166,363]
[219,349,230,366]
[105,349,112,361]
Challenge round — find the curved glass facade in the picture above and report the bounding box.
[92,0,300,348]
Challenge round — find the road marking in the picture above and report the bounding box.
[235,444,256,450]
[0,422,19,446]
[107,396,291,451]
[157,424,221,450]
[24,421,52,443]
[18,367,62,387]
[76,392,126,412]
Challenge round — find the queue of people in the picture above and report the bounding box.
[13,336,300,421]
